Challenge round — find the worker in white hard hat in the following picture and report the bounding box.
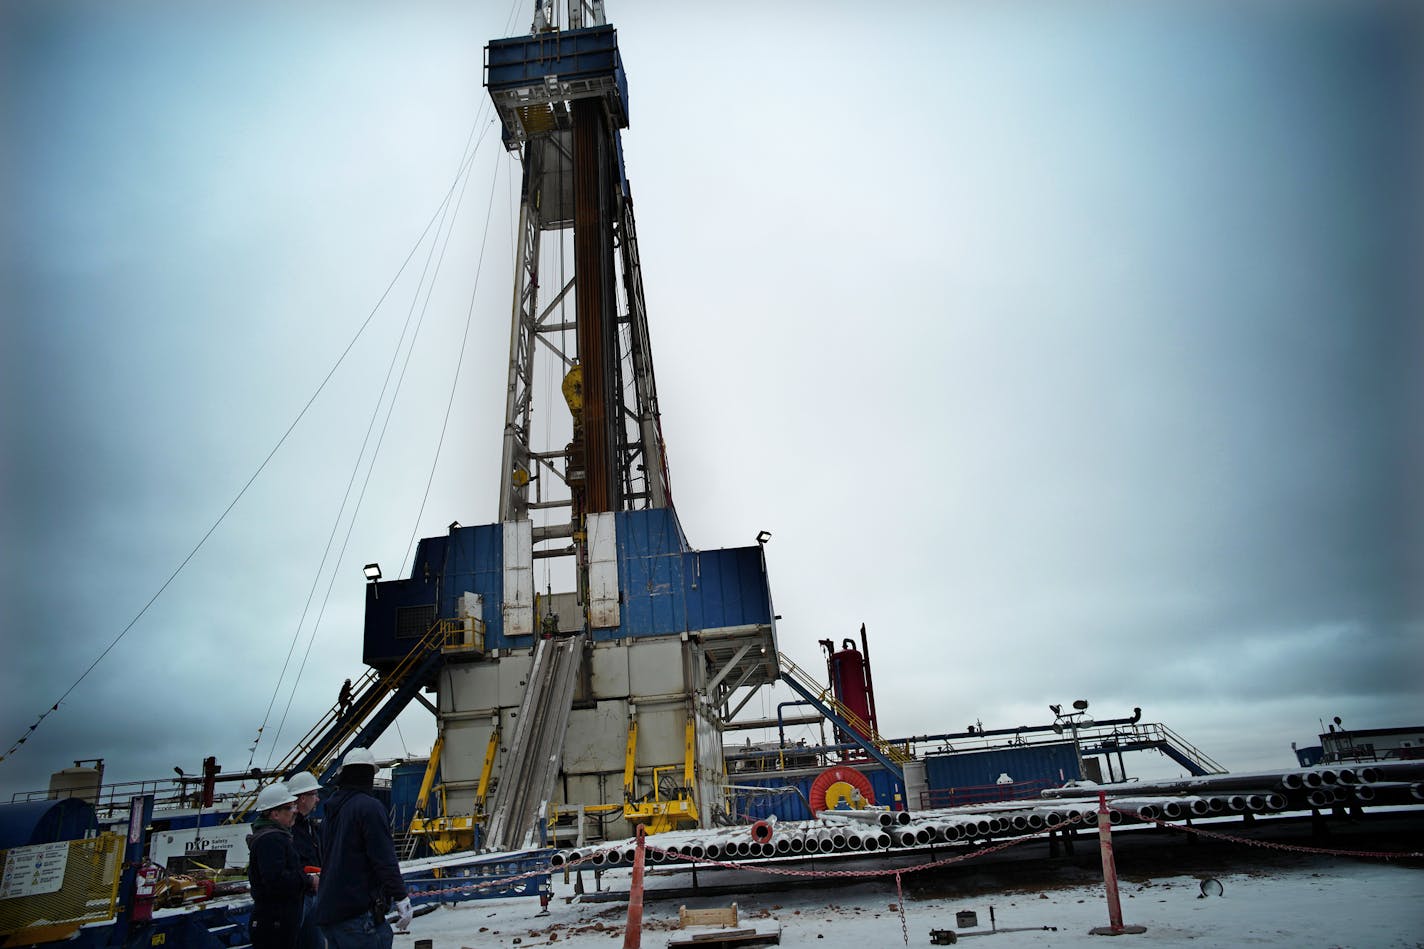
[313,749,411,949]
[248,783,319,949]
[285,772,325,949]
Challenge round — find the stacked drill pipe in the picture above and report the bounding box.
[550,764,1424,870]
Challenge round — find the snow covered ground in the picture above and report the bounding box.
[399,857,1423,948]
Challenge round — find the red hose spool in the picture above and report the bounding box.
[809,765,876,814]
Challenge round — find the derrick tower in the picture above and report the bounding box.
[358,3,781,854]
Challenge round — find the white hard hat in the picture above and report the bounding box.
[255,783,297,814]
[286,772,321,795]
[341,747,378,771]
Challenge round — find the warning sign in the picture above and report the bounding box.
[0,841,70,900]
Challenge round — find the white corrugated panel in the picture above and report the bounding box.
[587,511,620,628]
[502,519,533,636]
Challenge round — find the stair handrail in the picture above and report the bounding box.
[1153,721,1227,774]
[777,653,911,764]
[227,622,448,821]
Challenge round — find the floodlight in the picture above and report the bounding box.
[756,530,772,545]
[1073,699,1090,711]
[364,563,382,582]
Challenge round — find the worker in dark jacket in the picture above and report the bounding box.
[313,748,411,949]
[286,772,325,949]
[248,784,318,949]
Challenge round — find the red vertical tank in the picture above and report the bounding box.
[820,625,880,747]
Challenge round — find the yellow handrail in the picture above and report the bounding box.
[778,652,911,764]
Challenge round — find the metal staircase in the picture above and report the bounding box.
[1080,721,1227,776]
[777,652,909,782]
[227,622,450,822]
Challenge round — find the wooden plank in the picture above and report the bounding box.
[678,902,738,928]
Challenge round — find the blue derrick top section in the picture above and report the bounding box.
[363,509,774,666]
[484,25,630,151]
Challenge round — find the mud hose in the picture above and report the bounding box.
[1306,789,1331,808]
[1412,783,1424,801]
[1135,804,1159,821]
[1026,813,1046,830]
[1319,769,1339,786]
[1227,795,1248,811]
[749,820,774,845]
[1010,815,1029,831]
[1281,773,1304,790]
[550,852,566,868]
[1337,768,1358,785]
[894,811,912,826]
[1205,797,1227,813]
[818,835,836,853]
[1303,771,1324,788]
[1359,767,1380,783]
[1265,792,1287,810]
[1353,785,1376,802]
[1186,798,1211,816]
[875,831,893,849]
[774,837,791,855]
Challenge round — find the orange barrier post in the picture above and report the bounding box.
[1090,791,1146,936]
[623,824,647,949]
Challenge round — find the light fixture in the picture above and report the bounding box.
[756,530,772,545]
[1049,704,1063,717]
[449,521,462,531]
[1073,699,1090,711]
[173,767,185,778]
[363,563,382,582]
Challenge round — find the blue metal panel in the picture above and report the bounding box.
[729,764,902,822]
[389,760,434,832]
[0,799,98,848]
[362,535,448,666]
[685,548,773,630]
[731,774,814,822]
[485,26,629,127]
[925,743,1082,794]
[403,849,551,905]
[439,524,507,646]
[609,509,689,640]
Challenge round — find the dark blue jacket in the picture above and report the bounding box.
[292,813,321,869]
[312,787,406,925]
[247,819,307,949]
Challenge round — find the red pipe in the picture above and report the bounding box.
[622,825,646,949]
[1089,791,1146,936]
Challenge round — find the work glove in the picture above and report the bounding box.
[394,897,414,933]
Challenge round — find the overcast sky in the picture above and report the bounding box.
[2,0,1421,798]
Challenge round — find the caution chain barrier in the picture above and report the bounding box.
[1116,809,1424,860]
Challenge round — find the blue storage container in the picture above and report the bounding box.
[923,743,1082,808]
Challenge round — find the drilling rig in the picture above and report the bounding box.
[358,2,781,853]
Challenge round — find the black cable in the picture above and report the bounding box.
[401,135,507,573]
[0,192,452,770]
[263,119,497,767]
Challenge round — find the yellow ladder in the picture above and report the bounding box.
[228,622,450,821]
